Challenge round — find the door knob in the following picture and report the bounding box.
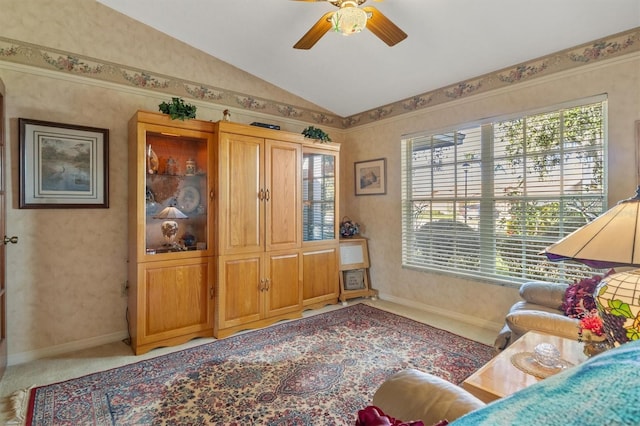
[3,236,18,245]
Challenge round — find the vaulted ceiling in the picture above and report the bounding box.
[98,0,640,117]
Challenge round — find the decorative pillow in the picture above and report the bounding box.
[355,405,447,426]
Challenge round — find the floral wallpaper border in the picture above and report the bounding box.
[0,27,638,130]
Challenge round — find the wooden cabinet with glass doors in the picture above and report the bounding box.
[301,145,340,308]
[127,111,216,355]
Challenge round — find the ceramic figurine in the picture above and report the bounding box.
[147,145,159,174]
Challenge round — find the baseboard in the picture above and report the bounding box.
[377,292,504,334]
[8,331,129,366]
[7,299,502,365]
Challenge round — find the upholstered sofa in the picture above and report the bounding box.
[493,281,579,350]
[372,339,640,425]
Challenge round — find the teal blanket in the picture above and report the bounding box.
[453,339,640,425]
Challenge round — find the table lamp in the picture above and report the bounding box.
[153,202,188,249]
[542,187,640,346]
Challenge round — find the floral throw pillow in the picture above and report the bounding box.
[561,270,613,318]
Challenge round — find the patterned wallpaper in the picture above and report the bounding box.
[0,27,638,129]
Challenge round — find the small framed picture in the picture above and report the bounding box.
[343,269,365,290]
[355,158,386,196]
[19,118,109,208]
[339,238,370,270]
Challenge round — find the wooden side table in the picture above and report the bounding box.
[462,331,587,403]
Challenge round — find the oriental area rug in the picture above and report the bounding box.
[25,304,494,425]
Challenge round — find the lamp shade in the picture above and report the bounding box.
[595,269,640,345]
[542,187,640,268]
[154,205,188,220]
[331,5,367,35]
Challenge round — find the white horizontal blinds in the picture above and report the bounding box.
[302,154,336,241]
[402,128,483,275]
[402,99,606,285]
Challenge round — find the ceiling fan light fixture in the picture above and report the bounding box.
[293,0,406,50]
[330,5,367,35]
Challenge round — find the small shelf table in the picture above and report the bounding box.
[338,237,378,305]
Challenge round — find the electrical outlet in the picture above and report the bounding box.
[121,280,129,297]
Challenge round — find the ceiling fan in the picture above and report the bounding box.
[293,0,407,49]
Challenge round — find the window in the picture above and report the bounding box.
[401,98,607,285]
[302,152,336,241]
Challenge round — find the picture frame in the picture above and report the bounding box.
[339,238,370,271]
[19,118,109,208]
[354,158,386,196]
[343,269,366,290]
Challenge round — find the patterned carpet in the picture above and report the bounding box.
[25,304,495,425]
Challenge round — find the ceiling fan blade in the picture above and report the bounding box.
[294,11,334,49]
[362,6,407,46]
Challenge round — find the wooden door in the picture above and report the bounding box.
[264,250,302,318]
[265,140,301,252]
[133,258,213,354]
[218,133,264,254]
[217,253,262,330]
[0,89,6,376]
[302,247,339,306]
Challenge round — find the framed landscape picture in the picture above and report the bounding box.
[19,118,109,208]
[354,158,386,196]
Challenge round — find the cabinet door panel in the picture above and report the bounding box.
[265,251,302,317]
[140,260,212,344]
[219,133,263,254]
[266,140,301,251]
[218,254,262,328]
[302,247,339,304]
[128,113,216,263]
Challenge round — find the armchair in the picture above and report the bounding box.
[372,369,484,424]
[371,340,640,425]
[494,281,579,350]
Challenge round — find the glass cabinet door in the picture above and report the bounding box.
[145,131,209,254]
[302,151,336,242]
